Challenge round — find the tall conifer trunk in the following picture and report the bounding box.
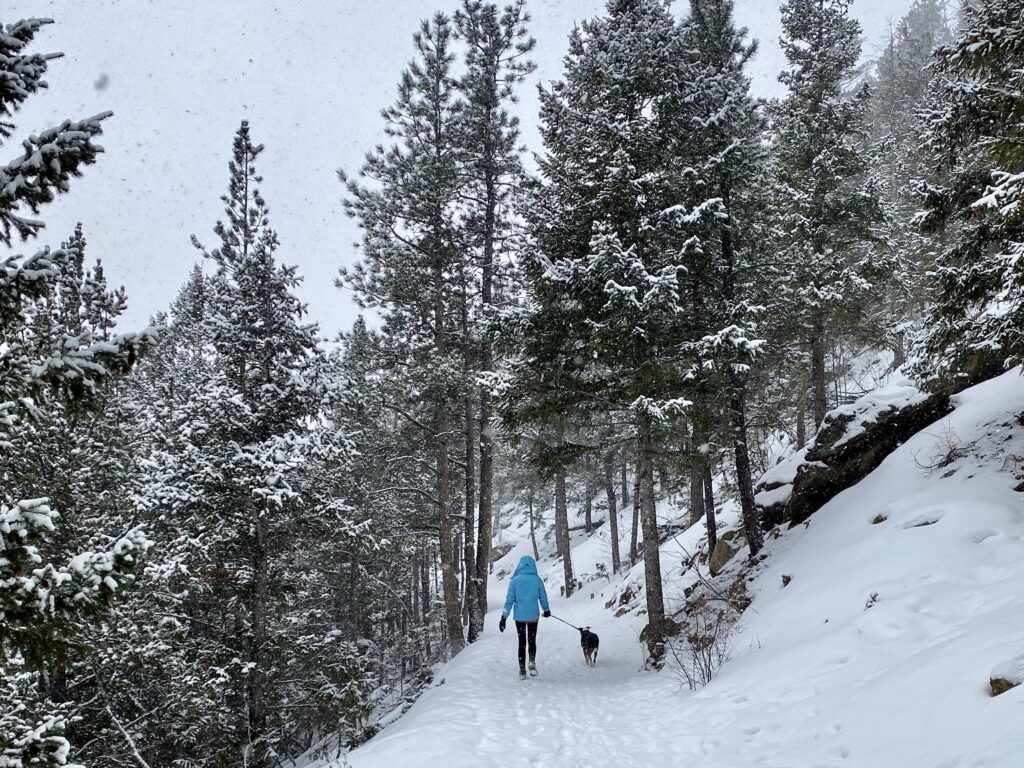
[554,446,574,596]
[603,450,621,573]
[462,284,480,640]
[810,319,828,430]
[637,414,666,658]
[688,422,705,527]
[720,192,762,556]
[796,381,808,449]
[434,264,464,654]
[704,461,718,552]
[629,456,641,566]
[583,456,594,533]
[473,192,495,635]
[689,463,705,528]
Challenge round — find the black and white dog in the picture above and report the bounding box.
[579,627,599,666]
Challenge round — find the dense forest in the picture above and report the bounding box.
[2,0,1022,766]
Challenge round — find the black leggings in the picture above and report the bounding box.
[516,621,538,667]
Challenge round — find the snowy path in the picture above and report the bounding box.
[345,370,1024,768]
[347,594,673,768]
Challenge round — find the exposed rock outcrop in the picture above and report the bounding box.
[708,529,739,576]
[990,654,1024,697]
[757,379,952,528]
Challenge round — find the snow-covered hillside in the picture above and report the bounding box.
[341,369,1024,767]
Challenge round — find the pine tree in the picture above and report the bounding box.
[454,0,534,642]
[772,0,884,429]
[868,0,952,364]
[678,0,770,555]
[341,15,468,656]
[133,121,364,767]
[508,0,708,660]
[1,20,151,768]
[914,0,1024,381]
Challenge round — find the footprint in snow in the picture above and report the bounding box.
[967,528,1000,543]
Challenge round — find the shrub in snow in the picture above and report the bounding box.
[667,598,739,690]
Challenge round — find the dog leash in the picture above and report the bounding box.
[548,613,581,631]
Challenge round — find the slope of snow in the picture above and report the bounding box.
[341,369,1024,768]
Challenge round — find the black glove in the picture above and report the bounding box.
[499,616,507,633]
[542,610,551,618]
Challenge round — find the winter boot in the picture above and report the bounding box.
[519,665,527,680]
[528,661,538,677]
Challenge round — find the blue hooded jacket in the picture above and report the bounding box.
[502,555,550,622]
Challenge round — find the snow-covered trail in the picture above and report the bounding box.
[345,370,1024,768]
[346,591,672,768]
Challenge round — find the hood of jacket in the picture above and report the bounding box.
[513,555,538,577]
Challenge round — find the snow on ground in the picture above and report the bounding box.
[342,370,1024,768]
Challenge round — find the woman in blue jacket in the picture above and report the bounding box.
[499,555,550,678]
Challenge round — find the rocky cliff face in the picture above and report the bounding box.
[757,379,953,528]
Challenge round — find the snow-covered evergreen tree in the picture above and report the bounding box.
[771,0,885,429]
[134,122,367,767]
[341,14,470,656]
[453,0,534,643]
[913,0,1024,382]
[868,0,952,364]
[508,0,708,660]
[1,20,152,768]
[675,0,770,555]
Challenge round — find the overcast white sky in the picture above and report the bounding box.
[6,0,916,340]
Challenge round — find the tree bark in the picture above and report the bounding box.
[603,450,621,573]
[555,461,575,597]
[731,374,763,557]
[434,262,464,654]
[810,320,827,431]
[469,10,502,637]
[689,461,705,528]
[892,330,906,370]
[718,192,763,558]
[703,461,717,553]
[463,368,480,641]
[411,551,420,627]
[472,213,495,637]
[688,421,705,527]
[473,393,494,635]
[435,400,464,654]
[796,382,807,450]
[638,415,666,654]
[621,461,629,507]
[629,454,641,566]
